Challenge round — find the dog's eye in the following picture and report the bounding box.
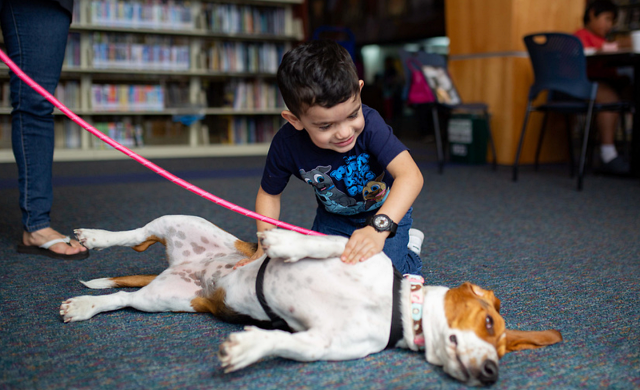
[485,315,494,335]
[449,335,458,345]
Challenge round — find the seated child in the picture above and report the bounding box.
[575,0,630,174]
[237,40,424,275]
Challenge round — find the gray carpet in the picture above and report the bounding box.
[1,147,639,389]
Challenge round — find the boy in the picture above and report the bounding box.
[575,0,630,174]
[237,40,424,275]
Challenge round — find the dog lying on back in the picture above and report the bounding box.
[60,215,562,386]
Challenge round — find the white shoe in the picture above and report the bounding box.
[407,228,424,255]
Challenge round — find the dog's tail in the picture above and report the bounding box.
[80,275,157,289]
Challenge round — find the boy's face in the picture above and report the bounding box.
[587,10,615,38]
[283,81,365,153]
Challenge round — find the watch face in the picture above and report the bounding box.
[374,215,390,230]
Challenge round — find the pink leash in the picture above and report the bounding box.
[0,49,323,236]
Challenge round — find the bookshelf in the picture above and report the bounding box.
[0,0,304,163]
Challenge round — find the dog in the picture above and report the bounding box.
[60,215,562,386]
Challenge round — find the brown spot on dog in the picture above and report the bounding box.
[201,236,210,244]
[132,235,166,252]
[234,240,258,257]
[190,242,206,255]
[183,250,191,257]
[110,275,157,288]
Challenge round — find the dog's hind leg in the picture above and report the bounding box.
[61,271,200,322]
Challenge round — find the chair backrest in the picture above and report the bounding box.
[524,33,596,100]
[398,49,448,101]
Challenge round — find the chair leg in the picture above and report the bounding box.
[534,113,548,172]
[565,114,575,178]
[513,103,533,182]
[432,105,444,174]
[578,104,596,191]
[485,110,497,171]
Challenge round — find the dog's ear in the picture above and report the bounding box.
[467,283,501,313]
[498,329,563,357]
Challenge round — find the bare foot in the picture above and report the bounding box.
[23,227,88,256]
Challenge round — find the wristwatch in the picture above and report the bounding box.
[366,214,398,238]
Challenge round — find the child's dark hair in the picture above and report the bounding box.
[277,40,360,118]
[584,0,618,25]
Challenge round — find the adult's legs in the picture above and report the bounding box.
[1,0,87,256]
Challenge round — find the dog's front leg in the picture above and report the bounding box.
[258,229,348,262]
[218,326,335,372]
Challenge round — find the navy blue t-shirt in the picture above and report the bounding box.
[261,105,408,217]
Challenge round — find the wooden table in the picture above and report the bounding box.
[586,50,640,177]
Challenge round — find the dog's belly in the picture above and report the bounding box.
[220,254,395,342]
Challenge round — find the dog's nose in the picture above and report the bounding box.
[478,360,498,385]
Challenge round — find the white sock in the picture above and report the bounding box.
[408,228,424,255]
[601,144,618,164]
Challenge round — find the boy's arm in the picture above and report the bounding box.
[234,186,282,268]
[341,150,423,264]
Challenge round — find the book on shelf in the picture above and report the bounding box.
[54,119,83,149]
[0,116,10,149]
[208,41,284,73]
[87,0,195,30]
[55,81,81,109]
[64,33,81,68]
[91,84,165,111]
[92,119,144,150]
[226,116,282,145]
[205,3,286,36]
[91,32,190,70]
[1,82,10,108]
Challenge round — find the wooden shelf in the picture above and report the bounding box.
[0,107,283,116]
[0,144,270,163]
[70,24,299,42]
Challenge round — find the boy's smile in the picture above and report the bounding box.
[282,81,366,153]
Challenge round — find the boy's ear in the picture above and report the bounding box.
[359,80,364,92]
[281,110,305,131]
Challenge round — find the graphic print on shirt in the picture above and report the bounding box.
[299,166,357,210]
[362,172,389,210]
[300,154,390,215]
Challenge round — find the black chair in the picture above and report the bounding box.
[513,33,633,191]
[399,49,497,173]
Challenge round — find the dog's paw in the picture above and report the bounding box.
[258,229,308,262]
[74,228,109,250]
[218,326,272,372]
[60,296,101,322]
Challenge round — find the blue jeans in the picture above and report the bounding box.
[0,0,71,232]
[312,207,422,275]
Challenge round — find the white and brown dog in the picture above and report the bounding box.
[61,215,562,386]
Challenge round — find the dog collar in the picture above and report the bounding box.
[405,274,425,349]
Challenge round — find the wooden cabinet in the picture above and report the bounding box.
[445,0,584,164]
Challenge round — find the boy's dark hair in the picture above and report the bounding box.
[584,0,618,25]
[277,40,360,118]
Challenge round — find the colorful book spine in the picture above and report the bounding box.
[91,84,164,111]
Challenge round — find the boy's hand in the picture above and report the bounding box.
[341,226,387,264]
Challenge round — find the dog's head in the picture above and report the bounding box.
[422,282,562,386]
